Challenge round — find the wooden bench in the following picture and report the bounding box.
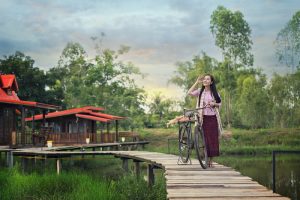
[32,127,52,146]
[118,131,140,142]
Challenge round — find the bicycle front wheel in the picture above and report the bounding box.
[194,125,208,169]
[178,123,191,163]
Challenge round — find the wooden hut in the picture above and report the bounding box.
[25,106,125,146]
[0,74,59,147]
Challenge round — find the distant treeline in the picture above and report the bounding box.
[1,7,299,129]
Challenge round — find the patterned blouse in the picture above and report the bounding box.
[190,89,220,116]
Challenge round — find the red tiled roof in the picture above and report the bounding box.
[0,74,19,91]
[76,114,111,123]
[87,110,125,120]
[25,106,123,122]
[0,98,60,110]
[81,106,104,111]
[25,107,91,121]
[0,88,19,101]
[0,74,59,110]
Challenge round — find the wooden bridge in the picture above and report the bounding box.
[1,147,289,200]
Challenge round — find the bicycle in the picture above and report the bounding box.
[178,107,208,169]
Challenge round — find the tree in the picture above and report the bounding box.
[275,11,300,72]
[235,74,271,128]
[0,51,51,103]
[268,69,300,128]
[147,92,176,127]
[210,6,254,127]
[48,41,146,129]
[169,53,218,108]
[46,43,89,108]
[210,6,253,67]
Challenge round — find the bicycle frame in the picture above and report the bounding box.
[178,106,209,168]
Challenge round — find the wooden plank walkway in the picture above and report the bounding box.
[112,151,289,200]
[4,149,289,199]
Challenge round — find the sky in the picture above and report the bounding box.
[0,0,299,101]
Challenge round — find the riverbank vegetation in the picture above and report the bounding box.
[140,127,300,155]
[0,164,166,200]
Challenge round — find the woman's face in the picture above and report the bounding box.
[202,75,212,87]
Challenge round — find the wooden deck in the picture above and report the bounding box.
[1,149,289,199]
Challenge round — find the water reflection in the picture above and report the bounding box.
[216,155,300,200]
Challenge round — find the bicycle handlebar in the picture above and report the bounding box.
[183,106,206,113]
[183,106,213,118]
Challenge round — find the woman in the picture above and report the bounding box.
[188,74,223,167]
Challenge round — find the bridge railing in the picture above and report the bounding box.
[272,150,300,193]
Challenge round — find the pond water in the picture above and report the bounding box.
[215,154,300,200]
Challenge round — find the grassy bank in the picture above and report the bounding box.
[139,127,300,155]
[0,165,166,200]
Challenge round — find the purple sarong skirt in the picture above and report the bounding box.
[202,115,219,157]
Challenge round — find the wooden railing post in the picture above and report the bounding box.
[56,159,61,175]
[92,147,96,158]
[21,106,26,145]
[43,155,47,173]
[134,160,142,179]
[21,157,28,173]
[6,151,14,168]
[147,164,155,187]
[122,158,129,172]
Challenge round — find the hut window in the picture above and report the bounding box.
[7,89,12,96]
[68,122,72,133]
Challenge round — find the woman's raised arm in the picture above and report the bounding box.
[187,75,203,96]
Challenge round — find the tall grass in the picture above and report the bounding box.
[0,165,166,200]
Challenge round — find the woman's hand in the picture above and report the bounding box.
[196,75,204,84]
[208,100,217,107]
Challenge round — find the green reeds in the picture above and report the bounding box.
[0,165,166,200]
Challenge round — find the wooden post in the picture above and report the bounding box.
[7,151,13,168]
[100,123,103,143]
[107,122,110,134]
[31,110,35,145]
[147,164,155,187]
[92,147,96,158]
[21,157,26,173]
[115,120,119,142]
[21,106,26,145]
[4,152,7,165]
[77,119,80,145]
[272,151,276,193]
[122,158,129,172]
[56,159,61,175]
[134,160,142,179]
[42,110,46,127]
[43,155,47,173]
[32,157,36,172]
[31,110,35,132]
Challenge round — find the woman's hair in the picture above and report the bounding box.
[198,74,221,104]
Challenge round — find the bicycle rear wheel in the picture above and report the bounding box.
[194,125,208,169]
[178,123,191,163]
